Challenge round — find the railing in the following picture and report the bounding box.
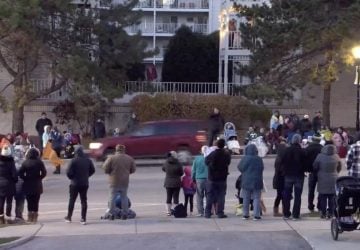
[31,79,69,100]
[135,0,209,9]
[122,81,241,96]
[127,22,208,34]
[228,31,244,49]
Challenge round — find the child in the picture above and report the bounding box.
[181,166,196,216]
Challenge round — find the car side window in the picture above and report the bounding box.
[131,125,155,137]
[154,124,176,135]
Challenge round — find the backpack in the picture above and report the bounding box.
[172,203,187,218]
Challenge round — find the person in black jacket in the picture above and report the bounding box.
[94,119,106,139]
[35,112,53,153]
[19,148,47,223]
[204,139,231,218]
[0,147,17,224]
[64,147,95,225]
[304,134,323,212]
[272,137,287,217]
[207,108,225,146]
[280,134,306,220]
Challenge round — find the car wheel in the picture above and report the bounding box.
[177,148,192,165]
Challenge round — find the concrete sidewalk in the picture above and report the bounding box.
[1,215,359,249]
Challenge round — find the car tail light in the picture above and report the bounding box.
[196,131,207,143]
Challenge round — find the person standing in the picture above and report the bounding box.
[300,114,313,138]
[18,148,47,223]
[332,127,349,158]
[181,166,196,216]
[127,113,139,133]
[345,133,360,178]
[191,146,208,217]
[103,144,136,220]
[304,133,323,212]
[64,147,95,225]
[207,108,225,146]
[50,126,63,174]
[281,134,306,220]
[94,119,106,139]
[0,146,17,224]
[313,144,342,219]
[312,111,322,133]
[272,137,287,217]
[238,144,264,220]
[204,139,231,218]
[162,151,183,216]
[270,110,284,134]
[35,112,53,153]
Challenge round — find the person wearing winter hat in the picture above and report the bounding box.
[162,151,183,216]
[18,148,47,223]
[280,134,306,220]
[304,133,323,212]
[0,146,18,224]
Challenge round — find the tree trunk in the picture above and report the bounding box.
[12,104,24,133]
[322,84,331,128]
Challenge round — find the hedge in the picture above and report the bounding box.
[130,94,271,130]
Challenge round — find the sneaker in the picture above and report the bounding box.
[242,215,250,220]
[80,219,86,225]
[253,216,262,221]
[283,216,290,220]
[121,215,127,220]
[64,216,71,223]
[196,214,204,217]
[320,214,326,219]
[292,216,300,221]
[204,214,211,219]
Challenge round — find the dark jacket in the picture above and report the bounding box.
[312,116,322,132]
[162,157,183,188]
[300,118,312,134]
[313,145,342,194]
[0,155,17,196]
[205,148,231,182]
[281,143,306,177]
[304,142,323,173]
[238,144,264,190]
[50,130,63,150]
[67,148,95,186]
[94,121,106,139]
[208,113,225,132]
[35,118,53,135]
[273,142,287,189]
[19,148,47,195]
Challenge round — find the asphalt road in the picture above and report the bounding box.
[11,158,315,250]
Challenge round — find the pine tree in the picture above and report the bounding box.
[237,0,360,126]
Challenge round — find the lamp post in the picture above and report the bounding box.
[352,46,360,131]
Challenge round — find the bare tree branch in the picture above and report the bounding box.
[0,50,17,77]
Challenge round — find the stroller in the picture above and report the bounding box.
[63,132,81,159]
[331,176,360,240]
[224,122,241,154]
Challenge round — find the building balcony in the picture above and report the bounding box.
[134,0,209,10]
[127,23,208,35]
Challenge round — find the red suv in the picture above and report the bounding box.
[88,119,207,160]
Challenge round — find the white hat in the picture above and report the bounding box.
[1,146,12,156]
[304,114,309,119]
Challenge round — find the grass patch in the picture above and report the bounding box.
[0,237,20,245]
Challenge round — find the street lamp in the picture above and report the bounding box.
[352,46,360,131]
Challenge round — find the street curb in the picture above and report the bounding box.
[0,224,43,250]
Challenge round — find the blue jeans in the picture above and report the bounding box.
[242,189,261,217]
[109,186,128,215]
[196,179,207,215]
[205,180,227,217]
[283,176,304,218]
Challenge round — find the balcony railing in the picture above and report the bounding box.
[135,0,209,9]
[127,22,208,34]
[229,31,244,49]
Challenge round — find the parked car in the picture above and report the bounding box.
[88,119,207,160]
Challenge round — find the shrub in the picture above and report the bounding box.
[130,94,271,129]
